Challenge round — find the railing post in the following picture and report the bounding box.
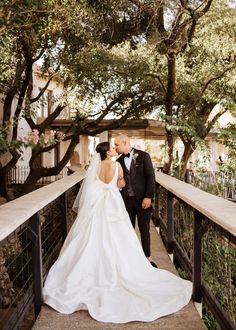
[30,212,43,318]
[185,169,191,183]
[193,210,202,305]
[167,191,174,254]
[60,192,68,240]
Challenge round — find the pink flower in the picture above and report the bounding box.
[21,129,64,148]
[33,129,39,136]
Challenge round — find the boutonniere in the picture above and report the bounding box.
[132,152,139,164]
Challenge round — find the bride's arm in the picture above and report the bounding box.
[117,163,126,188]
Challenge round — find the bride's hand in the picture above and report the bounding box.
[117,177,126,188]
[117,163,125,188]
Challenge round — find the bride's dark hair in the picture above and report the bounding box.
[96,142,110,160]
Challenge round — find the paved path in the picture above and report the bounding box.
[33,223,206,330]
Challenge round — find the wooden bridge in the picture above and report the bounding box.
[32,223,205,330]
[1,171,236,330]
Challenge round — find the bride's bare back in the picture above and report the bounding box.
[99,160,116,184]
[99,160,126,187]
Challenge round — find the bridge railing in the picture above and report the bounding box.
[185,169,236,201]
[6,166,68,185]
[0,170,85,330]
[1,169,236,329]
[154,172,236,330]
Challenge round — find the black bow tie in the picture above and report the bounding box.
[125,149,133,158]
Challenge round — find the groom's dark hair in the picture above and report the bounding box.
[96,142,110,160]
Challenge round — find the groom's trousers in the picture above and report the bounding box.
[125,196,151,258]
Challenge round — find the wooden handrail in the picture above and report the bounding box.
[0,169,86,242]
[156,172,236,236]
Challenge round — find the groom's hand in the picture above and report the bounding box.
[142,198,151,209]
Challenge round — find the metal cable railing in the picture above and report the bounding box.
[155,172,236,330]
[0,171,85,330]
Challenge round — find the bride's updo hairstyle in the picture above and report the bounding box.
[96,142,110,160]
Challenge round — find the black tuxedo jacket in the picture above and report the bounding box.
[117,148,155,203]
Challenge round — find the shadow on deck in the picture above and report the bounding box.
[33,223,206,330]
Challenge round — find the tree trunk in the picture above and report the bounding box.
[3,91,15,126]
[163,53,176,174]
[179,141,195,180]
[20,171,41,195]
[164,129,174,174]
[20,134,80,195]
[0,170,10,201]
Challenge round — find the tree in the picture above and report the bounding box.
[109,0,235,176]
[0,0,98,198]
[21,40,163,194]
[119,0,215,173]
[0,0,161,197]
[170,0,236,177]
[0,0,55,198]
[0,0,49,35]
[1,0,235,198]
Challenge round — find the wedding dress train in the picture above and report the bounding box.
[43,161,192,323]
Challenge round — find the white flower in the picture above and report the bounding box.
[132,152,139,164]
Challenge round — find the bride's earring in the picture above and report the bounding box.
[106,152,111,159]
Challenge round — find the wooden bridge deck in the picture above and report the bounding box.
[33,223,206,330]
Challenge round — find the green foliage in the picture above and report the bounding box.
[64,42,165,118]
[176,266,190,280]
[170,0,236,168]
[202,303,221,330]
[203,228,236,328]
[216,124,236,174]
[0,125,23,156]
[0,0,235,188]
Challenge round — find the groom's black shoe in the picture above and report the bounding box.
[150,261,158,268]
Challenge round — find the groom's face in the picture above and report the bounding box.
[114,137,125,155]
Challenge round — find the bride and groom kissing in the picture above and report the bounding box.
[43,134,192,323]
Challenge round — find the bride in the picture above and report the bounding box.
[43,142,192,323]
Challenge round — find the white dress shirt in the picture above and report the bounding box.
[124,149,134,171]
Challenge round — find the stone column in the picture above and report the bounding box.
[98,131,108,143]
[78,135,89,166]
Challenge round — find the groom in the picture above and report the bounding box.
[114,134,157,267]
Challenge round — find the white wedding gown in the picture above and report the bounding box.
[43,162,192,323]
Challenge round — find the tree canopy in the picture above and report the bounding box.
[0,0,236,197]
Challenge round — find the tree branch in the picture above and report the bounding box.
[39,132,80,176]
[197,65,236,104]
[12,59,33,140]
[39,104,66,132]
[85,112,130,136]
[206,107,228,133]
[2,150,20,174]
[197,0,214,18]
[145,73,166,92]
[30,65,60,103]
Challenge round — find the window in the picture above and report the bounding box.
[37,89,52,118]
